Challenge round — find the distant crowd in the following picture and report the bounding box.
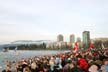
[2,48,108,72]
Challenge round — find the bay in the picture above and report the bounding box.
[0,50,70,70]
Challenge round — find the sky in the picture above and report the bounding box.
[0,0,108,42]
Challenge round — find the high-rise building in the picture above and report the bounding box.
[77,37,81,43]
[77,37,82,49]
[57,34,64,42]
[70,34,75,43]
[82,31,90,49]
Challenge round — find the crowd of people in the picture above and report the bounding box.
[2,48,108,72]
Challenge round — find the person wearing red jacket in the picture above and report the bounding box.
[77,55,88,72]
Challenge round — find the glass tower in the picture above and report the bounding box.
[82,31,90,49]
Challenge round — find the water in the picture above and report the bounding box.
[0,50,69,70]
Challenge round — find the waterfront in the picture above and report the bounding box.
[0,50,69,69]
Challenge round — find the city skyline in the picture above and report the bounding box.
[0,0,108,42]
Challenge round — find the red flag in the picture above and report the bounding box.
[89,43,94,49]
[73,42,78,53]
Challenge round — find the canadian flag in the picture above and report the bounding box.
[73,42,78,53]
[89,43,94,49]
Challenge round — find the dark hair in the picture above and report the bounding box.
[67,60,72,64]
[76,55,82,58]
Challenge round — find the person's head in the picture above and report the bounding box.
[43,66,49,72]
[5,65,11,71]
[23,67,30,72]
[69,62,75,69]
[87,55,93,60]
[103,59,108,65]
[95,60,102,66]
[88,64,99,72]
[76,55,82,60]
[31,62,38,69]
[49,60,55,66]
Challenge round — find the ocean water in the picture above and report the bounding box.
[0,50,69,70]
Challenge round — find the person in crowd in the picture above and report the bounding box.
[2,65,12,72]
[86,55,95,67]
[49,56,55,71]
[53,63,62,72]
[69,61,80,72]
[101,59,108,72]
[77,55,89,72]
[1,48,108,72]
[88,64,100,72]
[23,67,30,72]
[30,62,40,72]
[21,60,28,72]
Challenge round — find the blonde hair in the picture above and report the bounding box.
[49,60,55,66]
[23,67,30,72]
[31,62,37,69]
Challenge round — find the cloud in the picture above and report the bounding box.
[15,0,65,16]
[0,0,108,42]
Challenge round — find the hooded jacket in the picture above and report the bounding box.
[78,58,88,72]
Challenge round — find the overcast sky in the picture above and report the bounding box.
[0,0,108,42]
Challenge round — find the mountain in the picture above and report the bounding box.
[0,40,55,49]
[11,40,54,45]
